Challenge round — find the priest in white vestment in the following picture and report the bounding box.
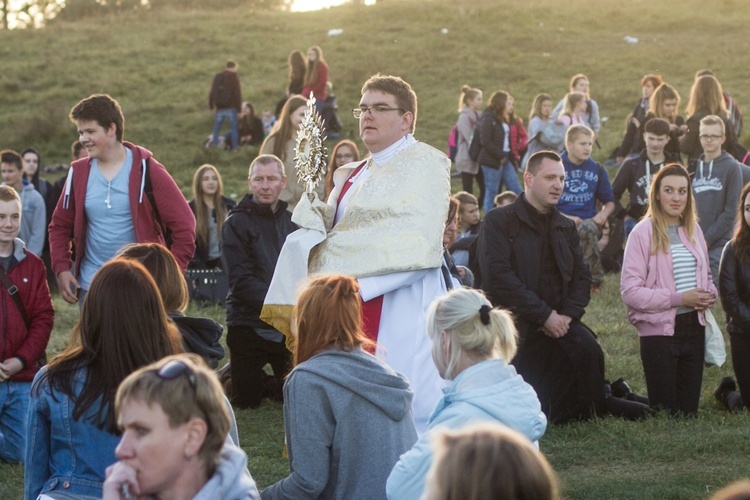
[262,75,451,433]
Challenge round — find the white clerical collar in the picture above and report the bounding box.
[370,134,416,166]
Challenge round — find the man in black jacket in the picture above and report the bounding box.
[475,151,606,424]
[222,154,297,408]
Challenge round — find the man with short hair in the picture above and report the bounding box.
[0,185,54,463]
[688,114,743,287]
[612,118,680,238]
[209,59,242,151]
[49,94,195,304]
[222,154,297,409]
[477,151,613,424]
[0,150,45,257]
[264,74,451,432]
[558,125,615,291]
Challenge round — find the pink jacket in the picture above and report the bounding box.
[48,142,196,277]
[621,218,716,336]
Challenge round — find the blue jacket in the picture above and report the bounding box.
[557,152,614,219]
[386,359,547,500]
[24,366,120,500]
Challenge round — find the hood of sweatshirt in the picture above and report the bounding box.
[193,443,260,500]
[293,347,414,422]
[431,359,547,443]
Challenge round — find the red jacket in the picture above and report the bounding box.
[509,119,529,167]
[48,142,196,277]
[302,61,329,100]
[2,239,54,382]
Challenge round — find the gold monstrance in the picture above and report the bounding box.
[294,93,327,201]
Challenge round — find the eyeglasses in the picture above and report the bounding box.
[156,359,196,390]
[352,106,405,119]
[334,154,355,161]
[699,134,723,142]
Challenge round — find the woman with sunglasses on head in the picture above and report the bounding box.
[261,274,417,500]
[621,164,716,416]
[102,354,260,500]
[24,259,184,500]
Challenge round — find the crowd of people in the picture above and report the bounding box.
[1,63,750,499]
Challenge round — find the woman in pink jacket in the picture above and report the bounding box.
[621,163,717,416]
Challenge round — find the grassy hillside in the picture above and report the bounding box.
[3,0,750,498]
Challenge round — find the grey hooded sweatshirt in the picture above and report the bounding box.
[261,347,418,500]
[690,151,743,249]
[194,442,260,500]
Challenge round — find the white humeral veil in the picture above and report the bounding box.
[261,139,451,433]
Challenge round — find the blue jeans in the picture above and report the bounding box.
[212,108,239,150]
[624,217,637,239]
[0,380,31,463]
[482,160,522,214]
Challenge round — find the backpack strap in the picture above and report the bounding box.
[0,265,29,329]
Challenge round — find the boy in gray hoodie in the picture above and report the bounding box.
[688,115,743,287]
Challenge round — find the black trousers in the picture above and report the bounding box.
[460,170,485,208]
[226,325,292,409]
[513,321,605,424]
[730,331,750,410]
[640,311,705,416]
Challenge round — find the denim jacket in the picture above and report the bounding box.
[24,366,120,500]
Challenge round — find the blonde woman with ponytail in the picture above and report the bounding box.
[386,288,547,500]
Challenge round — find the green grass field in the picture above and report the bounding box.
[2,0,750,498]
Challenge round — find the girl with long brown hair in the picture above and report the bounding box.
[262,274,417,499]
[188,164,235,269]
[301,45,329,109]
[25,259,183,499]
[477,91,522,214]
[681,75,738,161]
[716,182,750,411]
[261,95,323,209]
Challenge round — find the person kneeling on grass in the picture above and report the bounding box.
[261,274,417,500]
[387,287,547,500]
[103,354,259,500]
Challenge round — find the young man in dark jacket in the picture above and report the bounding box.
[476,151,649,424]
[209,59,243,151]
[0,185,54,463]
[222,154,297,409]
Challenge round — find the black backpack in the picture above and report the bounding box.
[213,73,232,109]
[468,130,481,162]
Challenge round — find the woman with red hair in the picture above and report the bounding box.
[261,274,417,500]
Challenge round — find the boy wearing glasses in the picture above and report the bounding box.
[688,114,743,287]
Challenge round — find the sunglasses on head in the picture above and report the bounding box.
[156,359,196,390]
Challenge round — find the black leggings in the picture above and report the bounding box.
[460,170,485,209]
[729,332,750,410]
[640,311,705,416]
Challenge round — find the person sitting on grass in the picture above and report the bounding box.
[25,259,183,499]
[387,287,547,499]
[449,191,481,267]
[102,354,260,500]
[261,274,417,500]
[423,423,560,500]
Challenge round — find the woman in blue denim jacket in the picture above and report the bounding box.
[25,259,183,499]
